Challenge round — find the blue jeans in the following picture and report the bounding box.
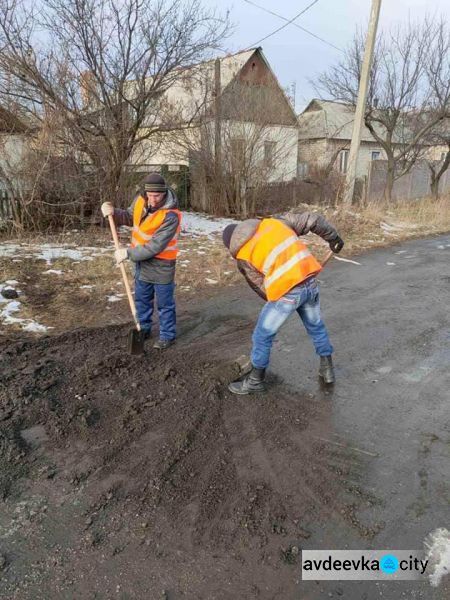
[134,278,176,341]
[251,278,333,369]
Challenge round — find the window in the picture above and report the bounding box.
[297,162,308,179]
[371,151,381,160]
[264,141,276,168]
[338,150,349,174]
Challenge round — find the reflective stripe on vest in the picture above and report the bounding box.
[236,218,322,301]
[131,195,181,260]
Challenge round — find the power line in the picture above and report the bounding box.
[243,0,343,53]
[245,0,320,48]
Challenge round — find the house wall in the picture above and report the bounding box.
[298,137,388,178]
[135,121,298,183]
[0,134,27,192]
[423,144,449,161]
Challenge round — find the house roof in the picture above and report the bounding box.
[298,99,382,142]
[130,47,297,126]
[161,48,266,121]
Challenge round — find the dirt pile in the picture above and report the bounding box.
[0,324,381,598]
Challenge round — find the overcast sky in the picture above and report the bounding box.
[205,0,450,112]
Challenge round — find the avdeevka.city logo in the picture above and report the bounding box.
[380,554,399,574]
[301,550,428,581]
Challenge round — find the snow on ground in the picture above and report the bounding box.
[181,212,237,237]
[424,528,450,587]
[0,243,112,263]
[43,269,64,275]
[0,281,48,333]
[107,294,125,303]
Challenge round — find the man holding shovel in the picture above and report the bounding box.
[222,212,344,393]
[101,173,181,350]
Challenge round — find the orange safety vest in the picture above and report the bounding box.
[131,195,181,260]
[236,218,322,301]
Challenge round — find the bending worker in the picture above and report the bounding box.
[101,173,181,350]
[222,212,344,394]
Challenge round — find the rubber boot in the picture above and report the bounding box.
[228,367,266,395]
[319,355,335,384]
[153,339,175,350]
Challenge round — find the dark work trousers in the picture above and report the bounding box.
[134,274,176,341]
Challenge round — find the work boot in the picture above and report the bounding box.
[228,367,266,395]
[319,355,335,384]
[153,339,175,350]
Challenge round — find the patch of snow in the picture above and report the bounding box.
[424,528,450,588]
[0,298,48,333]
[5,280,19,285]
[43,269,64,275]
[1,300,20,319]
[0,242,106,264]
[395,250,407,254]
[0,244,22,257]
[80,285,94,289]
[437,245,445,250]
[181,212,237,237]
[22,321,48,333]
[107,294,124,302]
[205,278,218,284]
[37,247,93,263]
[386,262,396,266]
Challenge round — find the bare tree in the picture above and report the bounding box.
[423,119,450,199]
[316,19,450,203]
[0,0,230,223]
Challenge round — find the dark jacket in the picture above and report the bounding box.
[229,212,339,301]
[113,189,179,284]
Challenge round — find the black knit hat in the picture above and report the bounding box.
[142,172,167,193]
[222,224,237,249]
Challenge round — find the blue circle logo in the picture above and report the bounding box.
[380,554,399,574]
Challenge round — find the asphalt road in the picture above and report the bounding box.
[181,234,450,599]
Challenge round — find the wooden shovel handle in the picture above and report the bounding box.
[107,213,140,331]
[321,249,335,267]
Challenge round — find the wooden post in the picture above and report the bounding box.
[343,0,382,206]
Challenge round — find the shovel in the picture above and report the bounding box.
[107,214,145,355]
[320,249,335,268]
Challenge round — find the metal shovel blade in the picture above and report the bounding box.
[127,328,145,355]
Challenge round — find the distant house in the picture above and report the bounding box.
[297,99,396,179]
[0,106,31,193]
[134,47,299,185]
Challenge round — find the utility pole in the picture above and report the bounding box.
[214,58,222,177]
[214,58,224,211]
[343,0,382,206]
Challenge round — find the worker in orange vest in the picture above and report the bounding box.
[222,212,344,393]
[101,173,181,349]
